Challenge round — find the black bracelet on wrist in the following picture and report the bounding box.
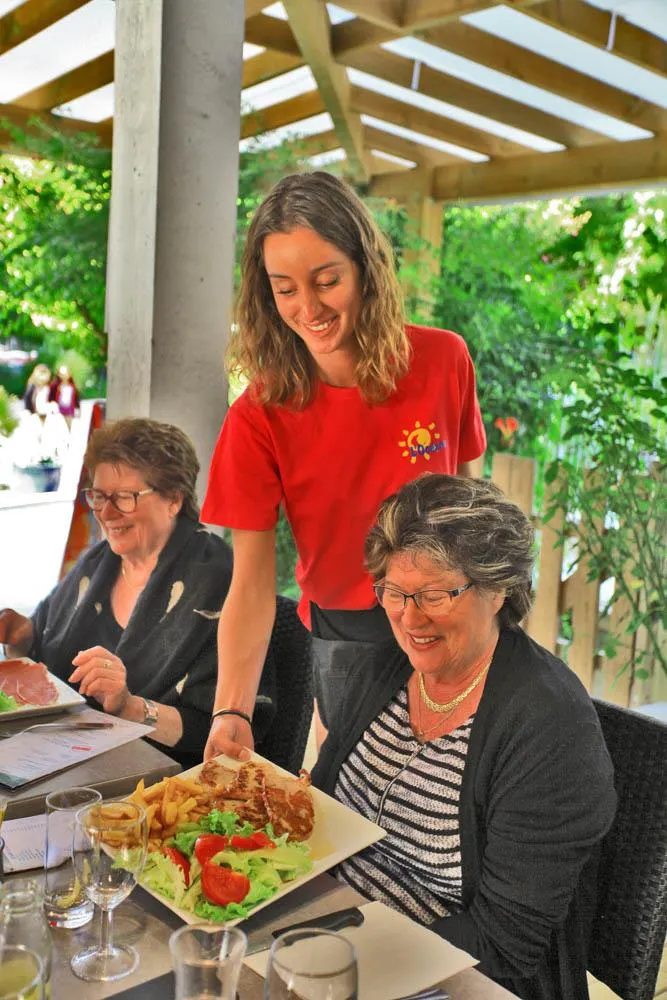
[212,708,252,726]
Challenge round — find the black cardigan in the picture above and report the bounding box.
[312,628,617,1000]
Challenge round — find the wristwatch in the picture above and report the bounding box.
[142,698,159,726]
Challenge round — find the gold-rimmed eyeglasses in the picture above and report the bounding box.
[373,581,473,613]
[82,488,155,514]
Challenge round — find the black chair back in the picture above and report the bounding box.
[589,699,667,1000]
[255,595,313,775]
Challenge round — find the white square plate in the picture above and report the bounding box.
[137,751,387,927]
[0,658,86,722]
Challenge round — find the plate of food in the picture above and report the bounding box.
[123,754,385,926]
[0,658,86,721]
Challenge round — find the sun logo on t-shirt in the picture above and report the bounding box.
[399,421,445,464]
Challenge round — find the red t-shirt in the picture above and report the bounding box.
[201,325,486,626]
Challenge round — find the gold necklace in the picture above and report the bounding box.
[419,658,491,714]
[414,690,454,741]
[121,563,146,591]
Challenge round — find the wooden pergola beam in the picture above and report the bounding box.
[14,50,114,111]
[420,22,667,135]
[283,0,369,182]
[332,1,404,30]
[0,100,111,152]
[0,0,87,55]
[369,133,667,202]
[363,122,460,166]
[244,0,270,18]
[244,14,300,56]
[241,89,326,140]
[243,50,303,89]
[529,0,667,79]
[401,0,543,30]
[342,47,607,148]
[350,84,529,159]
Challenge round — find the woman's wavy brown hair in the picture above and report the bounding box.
[84,418,200,521]
[231,171,410,407]
[365,474,535,630]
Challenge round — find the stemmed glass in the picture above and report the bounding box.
[70,800,148,983]
[265,929,358,1000]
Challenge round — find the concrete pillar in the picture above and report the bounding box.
[106,0,243,498]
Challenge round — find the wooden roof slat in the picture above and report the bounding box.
[528,0,667,79]
[283,0,369,181]
[333,18,399,53]
[14,49,114,112]
[243,50,304,89]
[0,0,87,56]
[342,47,609,148]
[419,22,667,135]
[350,84,530,158]
[368,150,411,173]
[401,0,543,30]
[0,100,111,151]
[333,1,404,30]
[244,14,300,56]
[244,0,271,18]
[369,133,667,201]
[241,89,326,140]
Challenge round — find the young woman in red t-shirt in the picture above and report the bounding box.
[201,171,486,761]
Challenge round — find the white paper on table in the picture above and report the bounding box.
[0,708,153,788]
[244,899,477,999]
[1,814,48,872]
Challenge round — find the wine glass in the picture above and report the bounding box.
[265,929,358,1000]
[70,800,148,983]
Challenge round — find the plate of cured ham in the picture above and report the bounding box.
[0,658,85,721]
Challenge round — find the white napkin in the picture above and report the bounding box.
[243,899,477,999]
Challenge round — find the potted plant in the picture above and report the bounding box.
[9,407,68,493]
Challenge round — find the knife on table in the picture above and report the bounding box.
[246,905,365,955]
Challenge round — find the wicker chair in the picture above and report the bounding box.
[588,700,667,1000]
[255,595,313,775]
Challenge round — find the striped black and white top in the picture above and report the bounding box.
[334,684,473,925]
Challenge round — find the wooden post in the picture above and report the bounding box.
[490,453,535,515]
[106,0,244,497]
[401,171,443,323]
[598,587,634,706]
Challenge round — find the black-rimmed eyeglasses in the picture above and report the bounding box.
[82,488,155,514]
[373,581,473,613]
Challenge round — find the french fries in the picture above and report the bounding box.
[127,774,214,851]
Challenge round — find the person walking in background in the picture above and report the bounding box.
[49,364,81,424]
[23,363,52,417]
[201,171,486,762]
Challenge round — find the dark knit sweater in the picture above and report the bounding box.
[312,627,617,1000]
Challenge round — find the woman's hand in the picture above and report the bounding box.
[69,646,130,715]
[0,608,33,654]
[204,714,254,762]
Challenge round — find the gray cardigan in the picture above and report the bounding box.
[312,627,617,1000]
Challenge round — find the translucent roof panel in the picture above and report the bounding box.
[371,148,416,168]
[242,65,316,113]
[383,36,651,141]
[308,147,346,167]
[54,82,114,123]
[347,67,565,152]
[585,0,667,41]
[262,2,355,24]
[464,5,667,109]
[0,0,25,16]
[239,111,333,152]
[360,113,488,162]
[0,0,115,105]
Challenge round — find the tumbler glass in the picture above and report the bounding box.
[265,929,358,1000]
[169,924,247,1000]
[44,786,102,928]
[0,945,44,1000]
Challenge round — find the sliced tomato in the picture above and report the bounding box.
[163,846,190,887]
[229,831,275,851]
[201,863,250,906]
[194,833,229,867]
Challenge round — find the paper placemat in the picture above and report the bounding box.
[1,814,47,872]
[244,899,477,999]
[0,708,153,788]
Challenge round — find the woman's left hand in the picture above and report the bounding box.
[69,646,130,715]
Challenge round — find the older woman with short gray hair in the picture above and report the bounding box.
[313,474,616,1000]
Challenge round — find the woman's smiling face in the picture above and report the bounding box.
[263,227,362,377]
[382,551,504,682]
[92,462,181,561]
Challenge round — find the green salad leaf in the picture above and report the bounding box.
[0,690,18,712]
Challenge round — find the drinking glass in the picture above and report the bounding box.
[0,945,44,1000]
[70,800,148,982]
[44,786,102,928]
[265,929,358,1000]
[169,923,247,1000]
